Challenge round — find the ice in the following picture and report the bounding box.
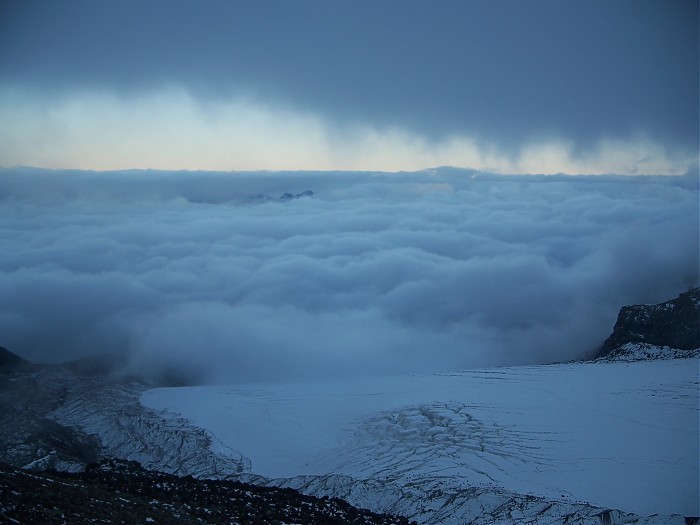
[141,359,700,517]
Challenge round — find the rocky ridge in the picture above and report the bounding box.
[595,287,700,361]
[0,356,248,476]
[251,190,314,202]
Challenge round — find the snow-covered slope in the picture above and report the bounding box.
[142,359,700,523]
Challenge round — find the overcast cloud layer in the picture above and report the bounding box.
[1,168,697,383]
[0,1,697,172]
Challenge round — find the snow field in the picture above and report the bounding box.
[141,359,700,517]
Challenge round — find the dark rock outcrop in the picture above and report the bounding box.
[251,190,314,202]
[0,355,251,476]
[0,346,30,370]
[279,189,314,201]
[596,287,700,359]
[0,459,415,525]
[0,352,102,472]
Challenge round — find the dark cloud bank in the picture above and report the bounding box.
[1,168,697,383]
[2,1,697,153]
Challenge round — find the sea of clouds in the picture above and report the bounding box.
[0,167,697,383]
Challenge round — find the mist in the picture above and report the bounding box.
[0,167,697,384]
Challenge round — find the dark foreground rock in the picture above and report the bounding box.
[0,459,415,525]
[595,287,700,360]
[0,345,30,370]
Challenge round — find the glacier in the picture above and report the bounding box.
[141,358,700,523]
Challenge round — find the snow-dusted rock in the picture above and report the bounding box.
[596,342,700,362]
[596,287,700,359]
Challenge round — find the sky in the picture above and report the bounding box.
[0,0,697,173]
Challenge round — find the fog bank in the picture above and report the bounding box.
[1,168,697,383]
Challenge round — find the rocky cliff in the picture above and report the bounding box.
[595,287,700,360]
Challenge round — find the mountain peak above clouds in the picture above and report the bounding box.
[251,190,315,202]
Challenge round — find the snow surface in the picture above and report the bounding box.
[142,359,700,517]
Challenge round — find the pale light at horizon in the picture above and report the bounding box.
[0,87,693,175]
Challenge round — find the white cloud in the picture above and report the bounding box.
[0,168,696,382]
[0,87,693,174]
